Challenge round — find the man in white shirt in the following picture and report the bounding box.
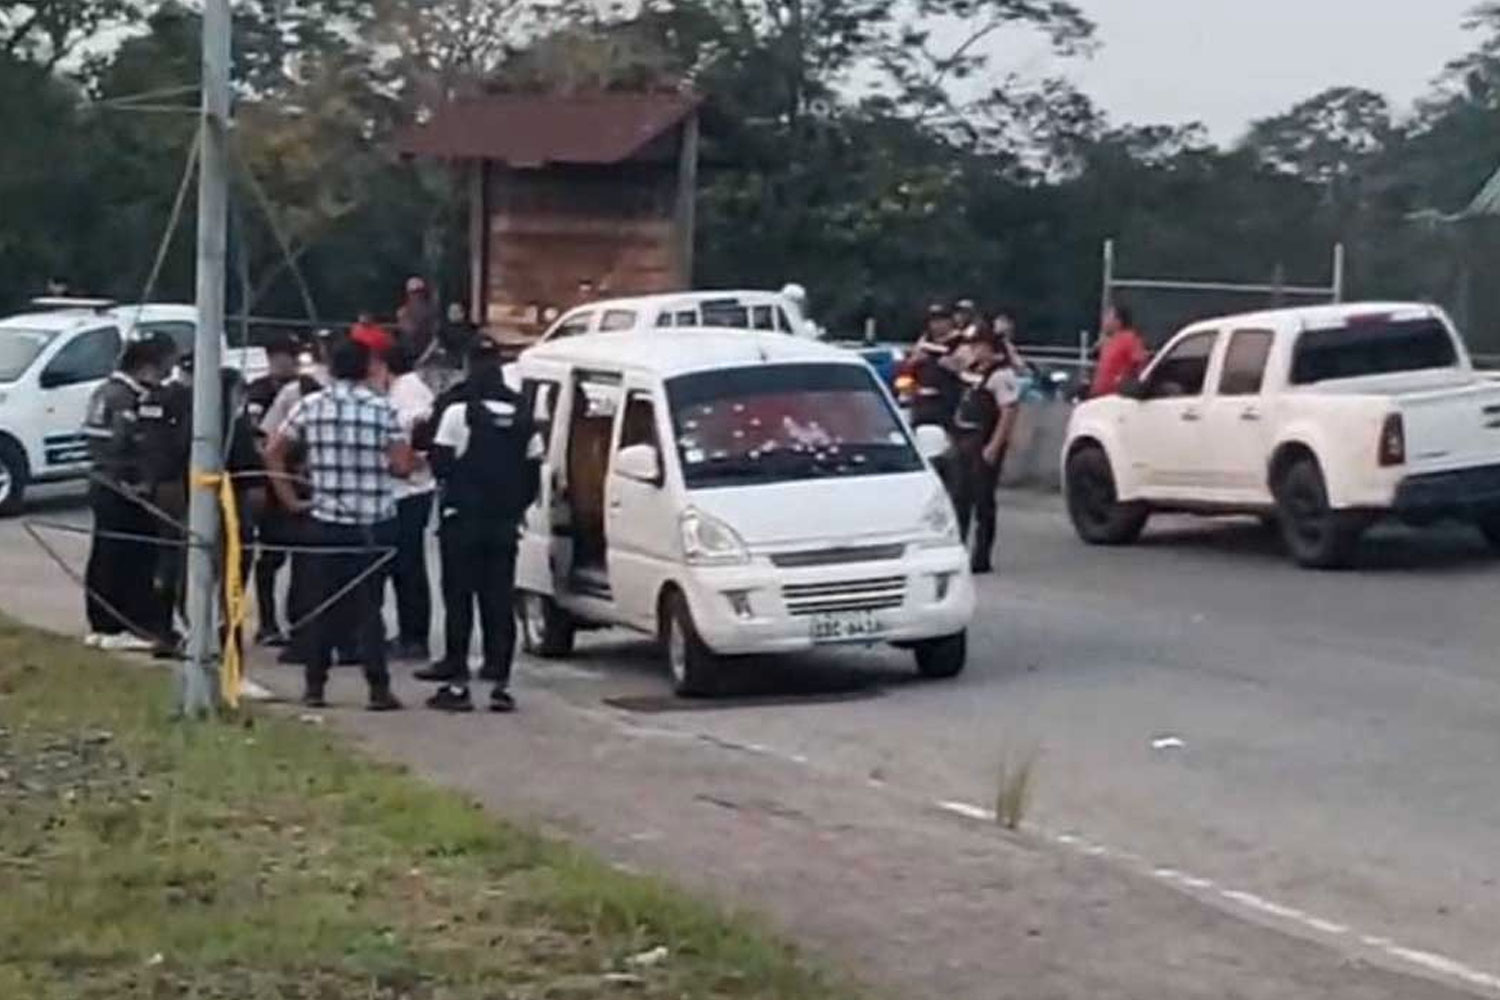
[385,346,437,661]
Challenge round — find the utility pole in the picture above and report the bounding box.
[182,0,231,716]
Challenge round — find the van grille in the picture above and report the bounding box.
[782,576,906,616]
[770,544,905,569]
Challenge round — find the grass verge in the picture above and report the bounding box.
[0,616,855,1000]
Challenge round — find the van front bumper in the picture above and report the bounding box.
[678,546,976,656]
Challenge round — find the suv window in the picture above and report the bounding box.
[618,391,660,452]
[42,327,121,388]
[551,313,594,340]
[600,309,637,332]
[1146,331,1216,398]
[1219,329,1274,396]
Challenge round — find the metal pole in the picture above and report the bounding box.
[1100,238,1115,324]
[1331,243,1346,303]
[183,0,231,716]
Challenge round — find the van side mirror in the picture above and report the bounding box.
[913,424,949,461]
[1118,376,1149,401]
[615,444,663,486]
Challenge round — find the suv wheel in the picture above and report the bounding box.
[661,590,720,697]
[0,439,28,517]
[1274,458,1364,569]
[517,592,576,658]
[1065,444,1148,545]
[914,632,967,679]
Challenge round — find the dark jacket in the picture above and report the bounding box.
[84,372,156,490]
[422,369,541,533]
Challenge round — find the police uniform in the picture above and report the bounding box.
[244,371,298,642]
[82,372,171,641]
[418,354,541,712]
[950,360,1020,573]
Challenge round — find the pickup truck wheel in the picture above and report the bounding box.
[661,591,720,697]
[1065,445,1148,545]
[914,631,967,679]
[517,592,576,658]
[1274,458,1363,569]
[0,439,27,517]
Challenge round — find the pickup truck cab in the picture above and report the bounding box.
[514,328,975,695]
[1063,302,1500,568]
[0,300,266,515]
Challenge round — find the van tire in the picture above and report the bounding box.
[1274,457,1364,569]
[914,631,967,679]
[518,591,576,658]
[0,438,28,517]
[661,590,719,697]
[1065,444,1148,545]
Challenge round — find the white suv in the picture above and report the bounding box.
[0,301,266,515]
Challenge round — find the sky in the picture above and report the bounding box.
[1003,0,1478,141]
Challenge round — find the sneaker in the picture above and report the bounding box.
[489,689,517,714]
[100,633,155,653]
[415,662,463,683]
[367,690,404,713]
[83,633,105,648]
[302,690,327,709]
[426,684,474,713]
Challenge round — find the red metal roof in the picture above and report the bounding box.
[397,92,699,167]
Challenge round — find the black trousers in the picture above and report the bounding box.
[253,511,296,635]
[85,484,168,638]
[390,492,434,646]
[439,522,518,686]
[952,441,1004,569]
[305,519,395,696]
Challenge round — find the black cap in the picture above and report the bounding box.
[927,302,952,319]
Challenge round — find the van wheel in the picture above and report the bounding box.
[0,439,27,517]
[1065,444,1148,545]
[914,632,967,679]
[661,590,719,697]
[518,592,575,658]
[1274,458,1364,569]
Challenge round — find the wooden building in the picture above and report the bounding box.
[398,92,701,342]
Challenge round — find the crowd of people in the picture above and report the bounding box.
[82,277,543,714]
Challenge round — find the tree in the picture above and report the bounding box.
[1244,87,1394,189]
[1,0,141,72]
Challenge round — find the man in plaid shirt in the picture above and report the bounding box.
[266,336,415,711]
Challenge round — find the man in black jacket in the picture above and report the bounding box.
[415,337,541,713]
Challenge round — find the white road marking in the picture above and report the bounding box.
[932,798,1500,996]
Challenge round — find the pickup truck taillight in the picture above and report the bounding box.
[1378,413,1406,467]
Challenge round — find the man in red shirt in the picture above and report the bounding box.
[1090,303,1149,398]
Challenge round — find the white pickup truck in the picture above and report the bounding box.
[1063,302,1500,568]
[0,301,267,515]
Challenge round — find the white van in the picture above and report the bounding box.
[514,329,976,695]
[538,290,817,343]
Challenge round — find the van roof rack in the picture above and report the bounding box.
[30,296,117,313]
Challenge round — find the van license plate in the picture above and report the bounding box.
[811,610,884,643]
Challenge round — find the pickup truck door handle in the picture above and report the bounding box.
[1181,408,1202,422]
[1240,408,1262,422]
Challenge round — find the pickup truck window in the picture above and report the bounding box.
[1291,317,1457,385]
[1146,331,1217,398]
[1219,330,1275,396]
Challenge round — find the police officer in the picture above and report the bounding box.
[82,337,175,651]
[416,336,540,714]
[245,333,301,646]
[950,325,1021,574]
[143,347,195,652]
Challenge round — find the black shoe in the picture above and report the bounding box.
[302,690,327,709]
[256,628,288,648]
[277,646,306,666]
[426,684,474,713]
[415,662,464,683]
[477,663,507,683]
[367,690,404,713]
[489,689,516,714]
[970,561,994,575]
[151,634,186,661]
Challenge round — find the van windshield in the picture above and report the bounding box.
[1291,316,1459,385]
[0,327,57,382]
[667,363,923,489]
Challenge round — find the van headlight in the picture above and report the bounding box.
[680,508,750,566]
[917,490,960,548]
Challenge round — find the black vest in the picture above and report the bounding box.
[442,382,539,528]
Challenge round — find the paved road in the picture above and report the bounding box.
[6,487,1500,995]
[524,499,1500,992]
